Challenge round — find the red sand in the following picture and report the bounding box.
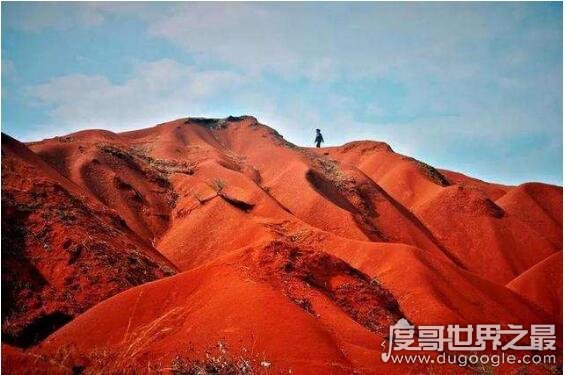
[2,116,561,373]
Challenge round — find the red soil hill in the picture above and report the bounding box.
[2,116,561,373]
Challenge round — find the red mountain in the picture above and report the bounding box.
[2,116,561,373]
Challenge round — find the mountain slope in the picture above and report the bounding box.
[1,134,176,348]
[35,241,455,374]
[323,141,560,284]
[2,116,561,373]
[507,252,563,323]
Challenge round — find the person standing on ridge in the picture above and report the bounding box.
[315,129,324,148]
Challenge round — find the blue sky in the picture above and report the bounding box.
[2,2,562,185]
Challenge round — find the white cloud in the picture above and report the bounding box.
[4,3,105,32]
[145,3,301,76]
[136,3,539,79]
[26,59,246,137]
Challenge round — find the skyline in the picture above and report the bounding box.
[2,2,562,185]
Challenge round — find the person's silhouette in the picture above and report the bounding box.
[315,129,324,148]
